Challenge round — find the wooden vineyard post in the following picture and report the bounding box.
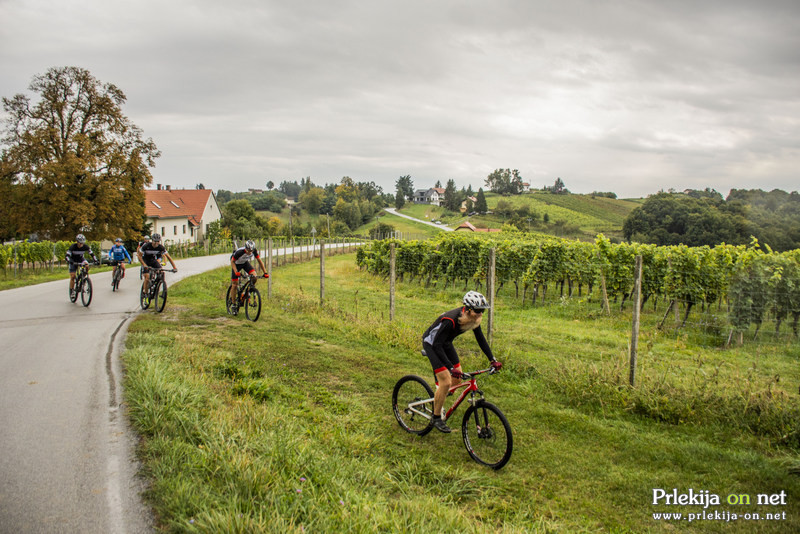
[629,255,643,387]
[319,240,325,306]
[488,247,496,346]
[267,237,273,299]
[390,242,396,321]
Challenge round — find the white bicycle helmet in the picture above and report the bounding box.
[76,234,86,243]
[463,290,489,310]
[245,239,256,251]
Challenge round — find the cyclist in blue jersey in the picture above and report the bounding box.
[66,234,99,298]
[107,238,132,278]
[422,291,502,433]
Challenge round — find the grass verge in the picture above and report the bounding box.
[123,254,800,533]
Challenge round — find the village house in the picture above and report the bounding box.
[414,187,446,206]
[144,185,221,244]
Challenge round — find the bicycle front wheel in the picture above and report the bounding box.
[461,400,513,470]
[244,288,261,321]
[153,280,168,312]
[392,375,435,436]
[81,277,93,307]
[112,268,121,291]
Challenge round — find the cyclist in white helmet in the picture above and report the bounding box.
[228,239,269,306]
[421,291,502,433]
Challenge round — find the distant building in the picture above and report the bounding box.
[144,186,221,244]
[414,187,446,206]
[460,196,478,213]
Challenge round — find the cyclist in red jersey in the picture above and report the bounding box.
[422,291,502,433]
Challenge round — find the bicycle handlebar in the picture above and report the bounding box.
[459,367,499,380]
[142,266,177,273]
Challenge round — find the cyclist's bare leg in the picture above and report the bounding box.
[69,271,76,291]
[143,271,150,293]
[433,364,463,417]
[433,369,452,418]
[230,279,239,302]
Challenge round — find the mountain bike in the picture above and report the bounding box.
[110,261,129,291]
[140,267,176,312]
[226,273,265,322]
[392,367,513,470]
[69,262,98,307]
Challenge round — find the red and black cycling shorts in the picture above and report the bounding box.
[231,261,255,280]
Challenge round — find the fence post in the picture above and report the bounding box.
[488,247,496,346]
[629,255,643,387]
[389,242,396,321]
[320,240,325,306]
[267,237,273,299]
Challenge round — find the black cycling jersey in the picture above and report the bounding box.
[231,247,260,265]
[422,307,494,373]
[139,242,167,267]
[65,243,97,264]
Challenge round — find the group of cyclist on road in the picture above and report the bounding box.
[65,233,177,299]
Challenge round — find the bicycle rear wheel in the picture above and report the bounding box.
[461,400,513,470]
[392,375,435,436]
[140,283,150,310]
[69,281,79,302]
[244,288,261,321]
[153,280,168,312]
[81,277,93,307]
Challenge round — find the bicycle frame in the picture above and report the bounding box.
[406,368,494,422]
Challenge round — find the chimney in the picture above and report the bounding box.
[157,184,162,190]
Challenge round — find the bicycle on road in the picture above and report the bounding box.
[140,267,176,312]
[392,366,513,470]
[226,273,265,321]
[110,261,129,292]
[69,262,98,307]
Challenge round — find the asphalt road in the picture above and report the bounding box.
[383,207,454,231]
[0,254,232,534]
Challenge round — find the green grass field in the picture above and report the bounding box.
[122,254,799,533]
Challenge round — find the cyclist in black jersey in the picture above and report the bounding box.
[228,240,269,304]
[137,233,177,293]
[66,234,99,297]
[422,291,503,433]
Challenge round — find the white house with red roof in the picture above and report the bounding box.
[144,185,221,243]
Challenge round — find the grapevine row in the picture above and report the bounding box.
[356,233,800,339]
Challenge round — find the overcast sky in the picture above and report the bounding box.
[1,0,799,198]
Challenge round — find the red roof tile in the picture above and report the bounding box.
[144,189,213,221]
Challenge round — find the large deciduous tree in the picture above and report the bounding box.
[485,168,523,195]
[0,66,160,240]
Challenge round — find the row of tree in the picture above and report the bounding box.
[623,189,800,252]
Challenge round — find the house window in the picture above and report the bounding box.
[161,227,165,236]
[173,225,178,235]
[183,224,186,234]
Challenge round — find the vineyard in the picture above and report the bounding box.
[356,232,800,346]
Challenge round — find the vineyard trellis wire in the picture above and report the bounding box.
[356,233,800,347]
